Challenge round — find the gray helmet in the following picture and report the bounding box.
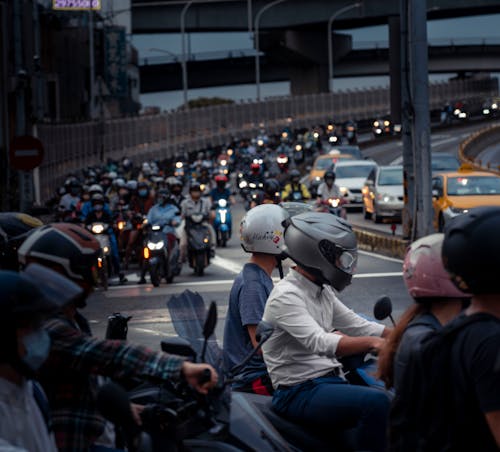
[284,212,357,291]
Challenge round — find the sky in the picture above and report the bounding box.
[130,14,500,111]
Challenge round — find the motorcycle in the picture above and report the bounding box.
[142,223,181,287]
[186,213,212,276]
[342,120,358,145]
[293,144,304,165]
[213,199,232,247]
[87,222,111,290]
[315,197,347,219]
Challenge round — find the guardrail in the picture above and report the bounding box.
[458,122,500,175]
[37,77,497,201]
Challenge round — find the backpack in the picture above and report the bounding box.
[402,314,490,451]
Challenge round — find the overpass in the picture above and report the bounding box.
[139,40,500,93]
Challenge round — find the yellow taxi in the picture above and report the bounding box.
[308,149,356,185]
[432,164,500,231]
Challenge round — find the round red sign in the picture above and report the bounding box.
[9,135,44,171]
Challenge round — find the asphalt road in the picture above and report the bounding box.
[85,120,499,349]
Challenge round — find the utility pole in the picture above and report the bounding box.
[400,0,432,240]
[0,1,9,211]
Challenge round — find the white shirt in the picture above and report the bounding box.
[317,182,341,199]
[0,378,57,452]
[262,268,385,388]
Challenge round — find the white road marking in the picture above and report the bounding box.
[211,255,243,274]
[353,272,402,278]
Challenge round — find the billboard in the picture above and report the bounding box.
[52,0,101,10]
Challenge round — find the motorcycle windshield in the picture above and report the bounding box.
[166,290,223,375]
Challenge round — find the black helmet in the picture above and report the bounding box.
[284,212,357,291]
[324,170,336,182]
[190,181,201,192]
[442,206,500,294]
[290,169,301,179]
[264,178,281,197]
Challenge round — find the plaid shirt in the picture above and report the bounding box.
[39,313,185,452]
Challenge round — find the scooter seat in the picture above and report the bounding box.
[241,393,350,451]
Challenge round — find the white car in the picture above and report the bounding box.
[331,160,378,207]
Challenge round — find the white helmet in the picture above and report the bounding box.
[89,184,103,194]
[240,204,288,255]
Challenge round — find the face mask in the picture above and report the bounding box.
[94,204,104,211]
[21,329,51,372]
[138,189,148,197]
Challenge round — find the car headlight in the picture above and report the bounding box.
[147,240,164,250]
[449,207,469,215]
[339,187,348,194]
[378,193,395,203]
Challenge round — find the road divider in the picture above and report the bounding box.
[353,226,409,259]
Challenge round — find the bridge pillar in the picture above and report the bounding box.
[260,29,352,95]
[389,16,401,125]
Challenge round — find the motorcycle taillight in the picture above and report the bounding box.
[143,247,150,259]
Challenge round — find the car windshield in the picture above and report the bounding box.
[378,168,403,185]
[336,165,376,179]
[446,176,500,196]
[432,155,460,171]
[316,158,336,170]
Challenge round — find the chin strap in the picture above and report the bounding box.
[276,257,284,279]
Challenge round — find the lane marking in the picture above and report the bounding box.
[353,272,402,278]
[211,255,243,274]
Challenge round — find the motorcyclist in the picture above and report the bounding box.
[179,182,216,262]
[85,193,127,284]
[261,212,391,452]
[80,184,112,221]
[209,174,235,205]
[376,233,470,450]
[58,180,81,222]
[0,264,83,452]
[17,223,218,452]
[223,204,288,395]
[250,178,282,209]
[281,169,311,202]
[316,170,347,219]
[166,177,185,210]
[246,162,264,186]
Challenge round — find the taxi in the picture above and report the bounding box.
[432,164,500,231]
[308,149,356,185]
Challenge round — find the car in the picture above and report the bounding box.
[331,160,378,208]
[308,149,355,187]
[431,153,460,174]
[432,165,500,231]
[362,165,404,223]
[328,145,363,160]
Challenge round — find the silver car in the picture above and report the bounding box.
[331,160,378,207]
[362,165,404,223]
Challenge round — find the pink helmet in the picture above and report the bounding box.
[403,233,470,300]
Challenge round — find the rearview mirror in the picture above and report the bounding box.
[203,301,217,340]
[373,295,393,322]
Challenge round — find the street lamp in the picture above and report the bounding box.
[180,1,193,108]
[254,0,287,101]
[328,3,361,93]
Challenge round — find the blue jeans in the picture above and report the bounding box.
[108,230,121,275]
[272,375,390,452]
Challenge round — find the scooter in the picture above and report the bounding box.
[142,223,181,287]
[315,197,347,219]
[99,299,292,452]
[87,222,111,290]
[213,199,232,247]
[185,213,212,276]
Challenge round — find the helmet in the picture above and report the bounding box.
[264,178,281,197]
[166,176,181,187]
[126,180,138,191]
[250,162,260,173]
[403,233,470,300]
[108,171,117,180]
[89,184,103,195]
[240,204,288,255]
[18,223,100,290]
[442,206,500,294]
[290,169,301,181]
[324,170,336,182]
[190,181,201,192]
[284,212,357,291]
[214,174,228,183]
[113,178,126,189]
[91,193,105,204]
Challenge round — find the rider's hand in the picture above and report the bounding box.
[181,362,218,394]
[369,337,386,354]
[130,403,144,426]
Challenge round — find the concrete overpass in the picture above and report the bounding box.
[139,41,500,93]
[131,0,500,34]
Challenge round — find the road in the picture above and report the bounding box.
[85,121,498,349]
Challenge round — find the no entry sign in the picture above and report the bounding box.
[9,136,45,171]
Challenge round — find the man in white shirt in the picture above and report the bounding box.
[262,212,391,452]
[0,264,83,452]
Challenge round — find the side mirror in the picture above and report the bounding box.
[255,320,274,343]
[365,180,373,186]
[203,301,217,340]
[373,295,394,325]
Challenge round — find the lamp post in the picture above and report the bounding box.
[328,3,361,93]
[180,1,193,108]
[254,0,287,101]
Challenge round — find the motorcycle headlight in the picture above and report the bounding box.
[492,103,498,109]
[117,221,126,231]
[152,225,161,231]
[249,182,257,189]
[329,136,338,143]
[454,108,460,115]
[103,246,110,254]
[91,224,105,234]
[329,198,340,207]
[483,108,490,115]
[295,145,302,152]
[200,184,206,191]
[220,159,227,166]
[239,180,248,189]
[175,161,183,168]
[218,199,227,207]
[147,240,164,250]
[373,120,380,127]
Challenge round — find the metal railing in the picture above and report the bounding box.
[37,77,498,201]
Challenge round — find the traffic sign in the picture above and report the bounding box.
[9,135,44,171]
